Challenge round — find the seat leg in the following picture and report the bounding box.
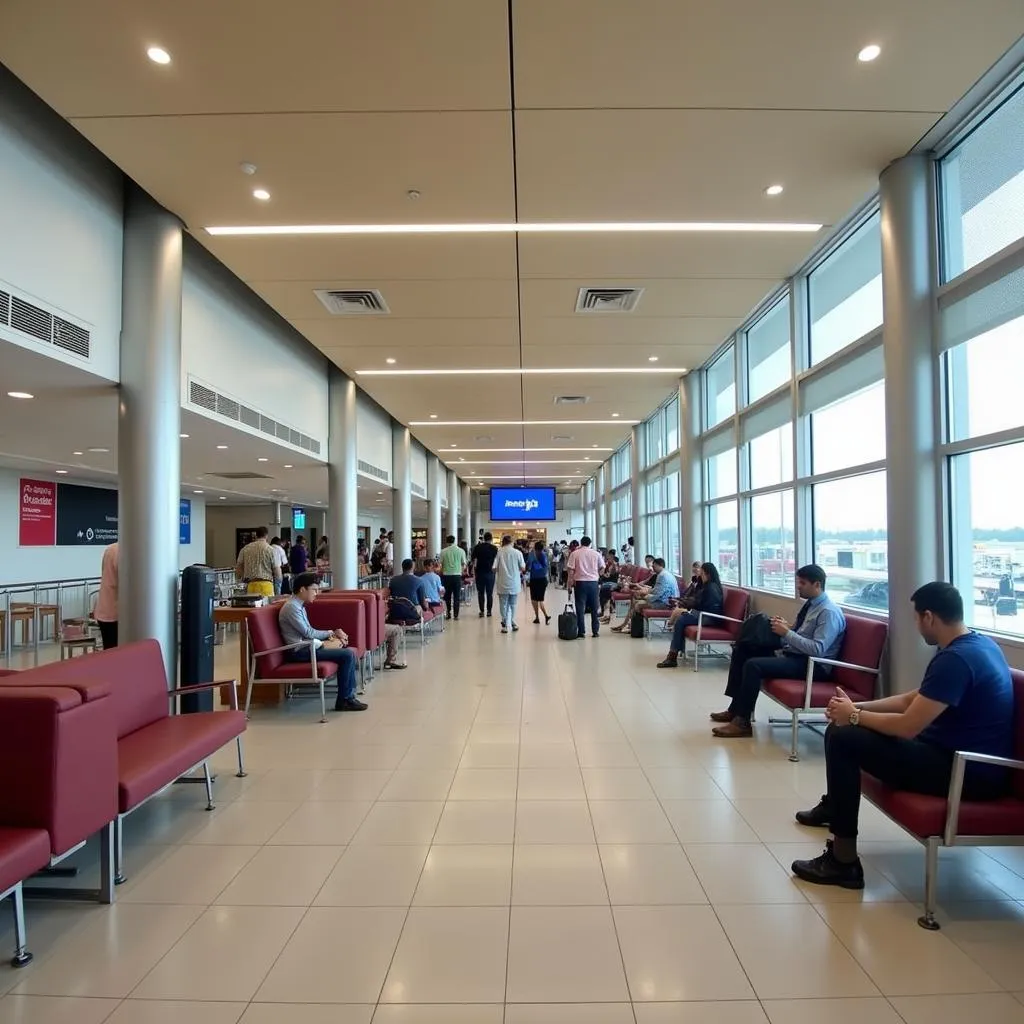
[319,677,327,723]
[113,816,126,886]
[203,760,215,811]
[98,820,114,904]
[235,736,247,778]
[789,711,801,762]
[9,884,32,967]
[918,836,942,930]
[244,674,255,720]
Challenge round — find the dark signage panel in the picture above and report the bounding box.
[55,483,119,546]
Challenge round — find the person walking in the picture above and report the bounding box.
[495,534,526,633]
[439,534,468,620]
[236,526,281,598]
[95,541,119,649]
[471,531,499,618]
[526,541,552,625]
[566,535,603,638]
[269,536,289,595]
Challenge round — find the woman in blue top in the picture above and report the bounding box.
[526,541,551,625]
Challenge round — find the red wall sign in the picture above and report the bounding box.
[19,478,57,546]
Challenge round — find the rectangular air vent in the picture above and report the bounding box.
[314,289,390,315]
[239,405,260,429]
[575,287,644,313]
[358,460,390,483]
[0,283,92,360]
[0,290,10,326]
[411,483,426,497]
[554,395,590,405]
[206,472,274,481]
[10,295,52,342]
[53,317,90,357]
[189,381,218,412]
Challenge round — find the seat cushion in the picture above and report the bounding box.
[0,827,51,892]
[641,608,671,619]
[683,625,734,642]
[764,678,872,710]
[260,661,340,681]
[862,774,1024,838]
[118,711,247,813]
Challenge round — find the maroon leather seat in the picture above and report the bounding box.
[319,591,382,659]
[682,586,750,670]
[0,827,50,967]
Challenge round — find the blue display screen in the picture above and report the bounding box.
[293,507,306,530]
[489,487,557,521]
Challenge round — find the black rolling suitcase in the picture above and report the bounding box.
[558,602,578,640]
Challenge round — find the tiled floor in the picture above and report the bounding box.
[2,608,1024,1023]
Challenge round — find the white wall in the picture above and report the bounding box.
[0,68,123,383]
[411,441,427,494]
[356,393,393,484]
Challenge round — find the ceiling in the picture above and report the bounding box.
[3,0,1023,488]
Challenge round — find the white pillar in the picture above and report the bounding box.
[446,470,459,542]
[461,482,472,545]
[328,368,358,588]
[426,454,443,559]
[630,425,646,558]
[680,374,703,564]
[392,424,412,565]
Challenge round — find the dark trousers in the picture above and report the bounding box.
[288,646,358,705]
[442,575,462,618]
[98,620,118,650]
[725,640,829,720]
[823,723,1003,839]
[477,570,495,614]
[669,613,699,653]
[599,583,615,613]
[574,581,600,637]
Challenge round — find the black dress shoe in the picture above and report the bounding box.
[791,841,864,889]
[795,796,832,828]
[335,698,368,712]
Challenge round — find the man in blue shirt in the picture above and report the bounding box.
[388,559,429,623]
[277,572,366,712]
[792,581,1014,893]
[611,557,679,633]
[712,564,846,738]
[420,559,445,612]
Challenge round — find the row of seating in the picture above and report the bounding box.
[0,640,246,965]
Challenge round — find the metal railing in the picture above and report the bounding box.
[1,577,100,666]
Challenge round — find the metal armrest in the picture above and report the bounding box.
[252,641,311,657]
[944,751,1024,845]
[169,679,241,712]
[696,611,743,625]
[803,656,879,709]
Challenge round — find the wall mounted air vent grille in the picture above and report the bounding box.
[575,287,644,313]
[187,376,323,457]
[314,289,389,315]
[554,395,589,405]
[411,483,426,497]
[0,281,92,360]
[358,460,390,483]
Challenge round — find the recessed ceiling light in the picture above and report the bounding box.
[87,447,110,453]
[858,43,881,62]
[764,184,785,196]
[73,451,84,456]
[648,356,659,362]
[592,444,599,448]
[385,357,396,365]
[357,367,688,377]
[7,391,33,399]
[219,496,227,500]
[146,46,171,65]
[283,464,293,469]
[377,491,383,495]
[179,433,190,439]
[55,469,68,475]
[413,419,636,426]
[194,490,204,494]
[216,444,229,450]
[450,443,458,447]
[429,413,438,419]
[257,457,268,462]
[611,413,620,418]
[252,188,271,202]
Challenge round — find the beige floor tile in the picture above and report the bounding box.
[350,802,443,844]
[939,901,1024,990]
[328,744,411,771]
[104,1001,248,1024]
[267,801,373,845]
[397,744,467,770]
[372,1007,504,1024]
[865,845,1024,903]
[255,907,406,1003]
[0,995,120,1024]
[380,769,456,801]
[506,906,629,1003]
[413,844,513,905]
[518,743,580,768]
[380,907,509,1003]
[684,844,806,905]
[589,801,678,844]
[132,905,304,1001]
[761,998,901,1024]
[309,770,392,801]
[814,902,1003,995]
[120,843,258,905]
[660,800,760,844]
[889,994,1024,1024]
[515,801,595,844]
[581,767,655,800]
[716,904,877,999]
[460,742,520,768]
[634,742,700,768]
[599,845,708,905]
[315,844,428,906]
[512,844,608,905]
[518,767,587,800]
[469,723,520,745]
[13,904,205,998]
[707,767,803,800]
[433,800,516,844]
[241,1006,372,1024]
[235,770,327,802]
[613,905,753,1002]
[765,842,907,904]
[188,801,301,846]
[729,797,833,844]
[214,844,343,905]
[633,1003,768,1024]
[574,743,640,768]
[448,768,518,800]
[505,1005,635,1023]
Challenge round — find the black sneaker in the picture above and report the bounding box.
[795,796,832,828]
[335,698,368,712]
[479,611,485,618]
[791,841,864,890]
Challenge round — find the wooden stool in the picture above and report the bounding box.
[61,637,98,659]
[9,607,35,646]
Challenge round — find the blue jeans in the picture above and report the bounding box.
[498,592,518,626]
[288,645,358,704]
[574,581,600,637]
[670,612,700,652]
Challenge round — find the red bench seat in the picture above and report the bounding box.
[682,586,750,670]
[0,827,50,967]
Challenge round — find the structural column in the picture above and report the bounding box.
[595,465,606,548]
[446,470,459,541]
[391,424,412,565]
[426,454,443,559]
[118,186,182,684]
[630,425,646,559]
[327,368,358,589]
[679,374,704,566]
[461,482,472,546]
[880,154,942,691]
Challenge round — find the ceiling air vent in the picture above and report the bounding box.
[575,287,644,313]
[0,290,10,326]
[206,472,274,481]
[11,295,54,343]
[551,435,574,441]
[0,282,92,360]
[314,289,390,315]
[53,317,90,357]
[189,381,218,413]
[554,395,589,406]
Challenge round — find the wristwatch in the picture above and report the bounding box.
[849,707,861,726]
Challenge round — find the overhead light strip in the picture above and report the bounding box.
[205,221,822,237]
[410,419,639,426]
[357,367,687,377]
[443,448,613,453]
[449,460,600,464]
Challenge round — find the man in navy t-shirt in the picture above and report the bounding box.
[790,581,1014,892]
[388,559,429,623]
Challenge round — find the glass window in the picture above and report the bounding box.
[809,213,883,364]
[749,423,794,490]
[646,478,664,513]
[811,382,886,475]
[949,443,1024,639]
[664,471,680,509]
[941,84,1024,281]
[747,296,791,402]
[708,501,739,584]
[707,447,738,498]
[647,513,664,562]
[610,443,632,488]
[812,472,888,610]
[646,408,665,465]
[706,347,736,428]
[665,396,680,453]
[666,511,682,573]
[946,314,1024,442]
[749,490,795,594]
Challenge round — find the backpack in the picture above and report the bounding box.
[736,612,775,647]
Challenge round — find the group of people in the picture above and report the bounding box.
[236,528,330,597]
[469,533,553,632]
